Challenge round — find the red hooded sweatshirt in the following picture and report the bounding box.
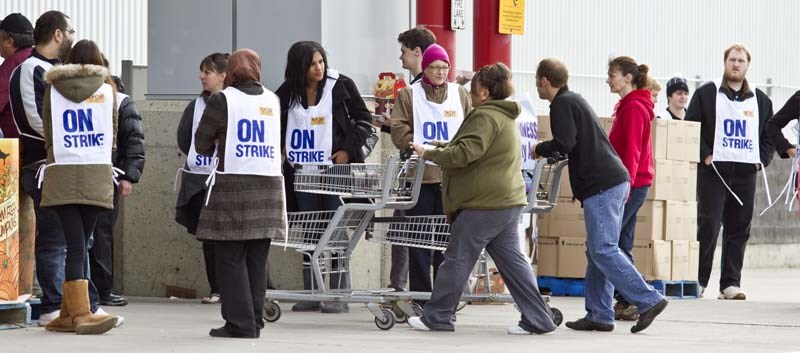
[608,89,654,188]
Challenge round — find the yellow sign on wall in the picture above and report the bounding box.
[499,0,525,34]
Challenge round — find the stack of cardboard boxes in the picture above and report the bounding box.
[535,116,701,282]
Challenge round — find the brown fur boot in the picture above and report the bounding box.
[44,299,74,332]
[63,280,117,335]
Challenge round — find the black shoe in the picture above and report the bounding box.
[565,318,614,332]
[291,301,321,312]
[209,327,258,338]
[99,293,129,306]
[631,299,668,333]
[321,302,349,314]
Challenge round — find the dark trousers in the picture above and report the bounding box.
[421,207,556,333]
[22,167,99,313]
[203,242,220,294]
[696,166,756,289]
[407,184,445,293]
[215,238,271,336]
[90,185,119,297]
[294,191,345,290]
[614,185,650,305]
[51,205,105,282]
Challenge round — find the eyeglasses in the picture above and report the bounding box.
[63,28,75,35]
[427,65,451,73]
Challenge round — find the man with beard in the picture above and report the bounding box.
[686,44,774,300]
[8,10,82,326]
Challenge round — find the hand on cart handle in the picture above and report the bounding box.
[546,151,566,165]
[400,147,416,161]
[409,142,429,159]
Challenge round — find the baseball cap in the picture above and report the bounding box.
[0,13,34,35]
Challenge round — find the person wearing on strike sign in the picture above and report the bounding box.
[39,39,119,335]
[391,43,471,301]
[686,43,775,300]
[194,49,287,338]
[276,41,372,314]
[176,52,229,305]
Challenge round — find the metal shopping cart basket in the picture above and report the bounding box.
[366,157,569,329]
[264,153,426,325]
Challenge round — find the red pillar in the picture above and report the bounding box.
[473,0,512,71]
[417,0,456,81]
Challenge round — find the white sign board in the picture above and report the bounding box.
[451,0,466,30]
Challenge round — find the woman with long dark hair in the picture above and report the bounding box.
[176,52,228,304]
[276,41,372,313]
[40,39,119,334]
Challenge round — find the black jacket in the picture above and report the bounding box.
[276,73,372,165]
[9,49,59,167]
[114,95,145,183]
[535,87,629,201]
[177,92,210,155]
[686,81,775,176]
[765,90,800,158]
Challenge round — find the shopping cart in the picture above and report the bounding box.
[264,152,426,323]
[366,156,569,329]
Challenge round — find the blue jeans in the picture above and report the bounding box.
[614,185,650,305]
[582,181,663,325]
[22,167,99,314]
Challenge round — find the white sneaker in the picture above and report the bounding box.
[95,307,125,327]
[507,325,534,335]
[407,317,431,331]
[699,286,705,298]
[718,286,747,300]
[37,310,60,326]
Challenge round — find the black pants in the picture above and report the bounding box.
[215,238,271,336]
[697,166,756,289]
[52,205,105,282]
[407,184,445,293]
[90,186,119,297]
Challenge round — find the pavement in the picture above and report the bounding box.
[3,268,800,353]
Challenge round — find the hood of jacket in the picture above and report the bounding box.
[44,64,108,103]
[475,99,521,120]
[618,89,655,120]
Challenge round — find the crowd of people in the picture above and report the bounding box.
[1,10,798,339]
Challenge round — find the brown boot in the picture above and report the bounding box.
[45,299,74,332]
[63,280,117,335]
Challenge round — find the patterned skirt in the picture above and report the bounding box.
[196,174,287,242]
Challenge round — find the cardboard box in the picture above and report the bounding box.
[666,120,701,162]
[536,213,550,238]
[598,117,614,136]
[557,237,587,278]
[545,198,587,238]
[670,240,690,280]
[536,237,559,277]
[651,118,668,160]
[684,201,698,237]
[632,240,672,281]
[646,159,672,201]
[633,201,665,241]
[537,115,552,141]
[555,165,572,198]
[671,161,698,201]
[664,201,697,241]
[0,139,20,301]
[475,267,509,296]
[688,241,700,281]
